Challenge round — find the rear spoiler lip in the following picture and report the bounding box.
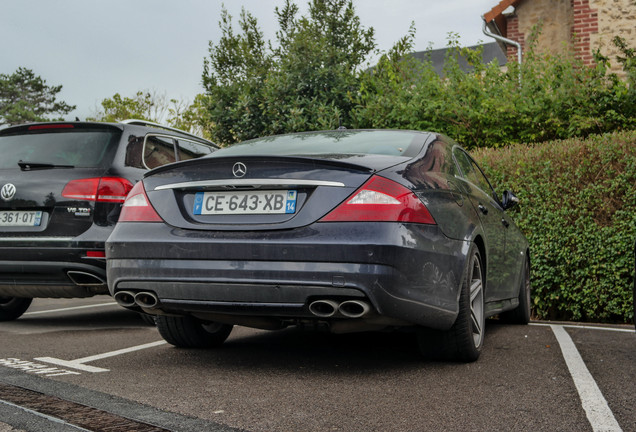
[0,121,124,136]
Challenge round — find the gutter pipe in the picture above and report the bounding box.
[482,18,522,83]
[482,18,522,66]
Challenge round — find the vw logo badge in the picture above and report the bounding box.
[1,183,16,202]
[232,162,247,178]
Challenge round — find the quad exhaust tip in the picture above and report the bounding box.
[113,290,137,308]
[134,291,159,309]
[114,290,160,309]
[308,299,339,318]
[308,299,372,319]
[338,300,371,318]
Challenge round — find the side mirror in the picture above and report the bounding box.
[501,190,520,210]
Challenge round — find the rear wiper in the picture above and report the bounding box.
[18,160,75,171]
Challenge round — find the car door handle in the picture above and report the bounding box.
[501,218,510,228]
[478,204,488,215]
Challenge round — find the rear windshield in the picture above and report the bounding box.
[211,130,430,159]
[0,129,120,169]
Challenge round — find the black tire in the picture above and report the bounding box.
[156,315,233,348]
[417,245,485,362]
[500,257,531,324]
[0,297,32,321]
[138,313,156,326]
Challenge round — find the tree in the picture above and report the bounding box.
[89,90,211,139]
[166,94,213,140]
[0,67,75,126]
[201,0,376,145]
[202,6,273,144]
[89,90,168,123]
[351,31,636,149]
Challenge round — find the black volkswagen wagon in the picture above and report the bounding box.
[0,120,217,320]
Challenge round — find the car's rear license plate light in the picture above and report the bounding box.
[0,210,43,227]
[193,190,297,215]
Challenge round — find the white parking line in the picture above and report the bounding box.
[23,302,118,316]
[73,340,167,364]
[35,341,167,373]
[551,325,622,432]
[531,322,635,333]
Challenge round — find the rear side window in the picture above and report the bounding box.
[177,139,213,161]
[453,148,495,197]
[143,136,176,169]
[0,129,120,169]
[136,135,214,169]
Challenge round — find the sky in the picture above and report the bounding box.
[1,0,499,121]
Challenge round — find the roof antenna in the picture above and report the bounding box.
[337,115,346,130]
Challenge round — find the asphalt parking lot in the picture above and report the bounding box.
[0,297,634,432]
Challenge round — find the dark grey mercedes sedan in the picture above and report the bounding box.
[106,129,530,362]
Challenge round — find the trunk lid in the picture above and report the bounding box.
[143,155,409,231]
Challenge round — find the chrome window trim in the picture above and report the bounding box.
[120,119,217,147]
[142,134,177,170]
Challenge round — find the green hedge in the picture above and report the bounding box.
[473,131,636,323]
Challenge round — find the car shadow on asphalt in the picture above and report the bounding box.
[162,321,504,373]
[0,309,153,331]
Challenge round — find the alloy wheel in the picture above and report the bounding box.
[469,258,484,348]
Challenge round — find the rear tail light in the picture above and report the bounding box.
[62,177,133,202]
[85,251,106,258]
[320,175,436,224]
[118,181,163,222]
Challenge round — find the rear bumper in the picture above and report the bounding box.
[107,222,470,330]
[0,228,110,298]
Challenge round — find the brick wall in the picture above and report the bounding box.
[573,0,599,66]
[505,15,524,60]
[500,0,635,76]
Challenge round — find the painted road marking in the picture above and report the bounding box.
[23,302,118,316]
[551,325,622,432]
[531,322,635,334]
[35,340,167,373]
[0,358,80,377]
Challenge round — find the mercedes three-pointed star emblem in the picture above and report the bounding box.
[232,162,247,178]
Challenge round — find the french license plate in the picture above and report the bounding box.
[193,190,297,215]
[0,210,43,227]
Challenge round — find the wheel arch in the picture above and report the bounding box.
[472,234,487,294]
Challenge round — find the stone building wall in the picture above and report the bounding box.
[515,0,574,56]
[486,0,635,76]
[590,0,635,75]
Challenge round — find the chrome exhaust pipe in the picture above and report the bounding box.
[308,299,339,318]
[113,290,137,308]
[67,271,106,287]
[134,291,160,309]
[339,300,371,318]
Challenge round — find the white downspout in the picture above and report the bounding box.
[482,18,522,66]
[482,18,522,84]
